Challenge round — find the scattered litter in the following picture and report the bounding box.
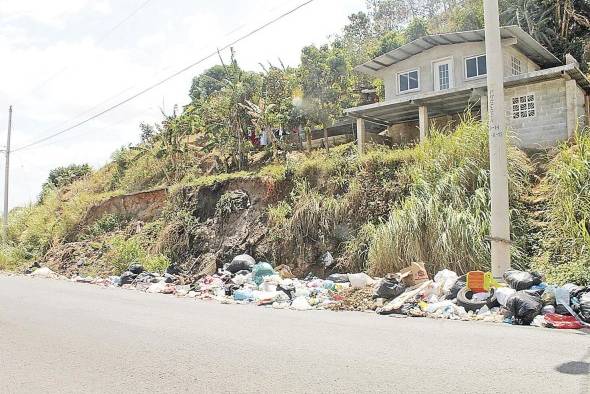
[26,255,588,332]
[30,267,60,279]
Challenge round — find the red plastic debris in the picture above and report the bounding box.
[544,313,583,329]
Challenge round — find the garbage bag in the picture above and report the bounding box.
[506,291,542,325]
[119,271,137,285]
[127,263,144,275]
[503,270,542,291]
[348,273,376,288]
[579,292,590,323]
[445,274,466,300]
[373,276,406,299]
[434,269,459,294]
[252,262,275,285]
[326,273,349,283]
[224,254,256,273]
[494,287,516,307]
[541,285,556,306]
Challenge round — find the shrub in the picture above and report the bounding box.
[533,130,590,285]
[105,235,146,274]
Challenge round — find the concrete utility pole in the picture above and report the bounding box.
[3,106,12,241]
[483,0,511,279]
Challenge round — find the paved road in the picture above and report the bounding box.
[1,275,589,394]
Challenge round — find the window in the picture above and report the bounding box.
[398,69,419,92]
[465,55,487,78]
[512,94,535,119]
[511,56,522,75]
[438,63,450,90]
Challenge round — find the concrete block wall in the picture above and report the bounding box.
[505,79,568,149]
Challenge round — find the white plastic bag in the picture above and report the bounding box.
[291,296,312,311]
[433,269,459,294]
[494,287,516,307]
[347,273,376,288]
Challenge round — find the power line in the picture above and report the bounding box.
[12,0,314,153]
[12,0,154,106]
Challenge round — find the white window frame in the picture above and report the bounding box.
[397,68,420,94]
[464,54,487,80]
[511,56,522,76]
[432,57,454,91]
[511,93,536,120]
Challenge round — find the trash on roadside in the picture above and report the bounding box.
[224,254,256,274]
[506,291,542,325]
[543,313,583,329]
[503,270,542,291]
[30,267,59,279]
[252,262,275,285]
[399,262,429,287]
[37,250,586,332]
[373,275,406,299]
[348,272,376,288]
[128,263,144,275]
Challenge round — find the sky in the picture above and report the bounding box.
[0,0,366,208]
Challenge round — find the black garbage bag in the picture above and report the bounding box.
[579,292,590,323]
[135,272,155,283]
[506,291,542,325]
[120,271,137,285]
[373,276,406,299]
[446,274,467,300]
[326,273,349,283]
[224,254,256,273]
[128,263,144,275]
[166,263,180,275]
[503,270,542,291]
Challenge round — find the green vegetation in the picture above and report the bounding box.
[533,131,590,285]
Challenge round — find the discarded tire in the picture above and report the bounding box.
[446,275,467,300]
[456,286,487,312]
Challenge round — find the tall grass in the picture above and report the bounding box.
[533,130,590,285]
[368,120,532,275]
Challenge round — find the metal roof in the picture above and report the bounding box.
[345,65,590,125]
[357,25,561,75]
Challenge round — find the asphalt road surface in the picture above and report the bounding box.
[1,274,589,394]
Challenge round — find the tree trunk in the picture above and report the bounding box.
[323,126,329,153]
[306,129,312,154]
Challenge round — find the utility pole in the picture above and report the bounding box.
[3,105,12,241]
[483,0,511,279]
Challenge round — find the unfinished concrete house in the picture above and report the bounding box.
[345,26,590,150]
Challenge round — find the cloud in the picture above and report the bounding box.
[0,0,112,27]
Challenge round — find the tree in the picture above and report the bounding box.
[189,65,227,101]
[39,164,92,202]
[405,17,429,41]
[299,44,360,153]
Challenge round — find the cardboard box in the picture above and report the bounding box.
[399,262,429,286]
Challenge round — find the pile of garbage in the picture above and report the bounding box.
[27,256,590,330]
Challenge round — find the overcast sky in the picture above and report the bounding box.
[0,0,365,208]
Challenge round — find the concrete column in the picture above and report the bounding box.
[480,92,488,122]
[484,0,511,279]
[356,117,366,155]
[585,94,590,127]
[418,105,429,142]
[565,78,578,138]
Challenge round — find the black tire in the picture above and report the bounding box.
[456,286,487,312]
